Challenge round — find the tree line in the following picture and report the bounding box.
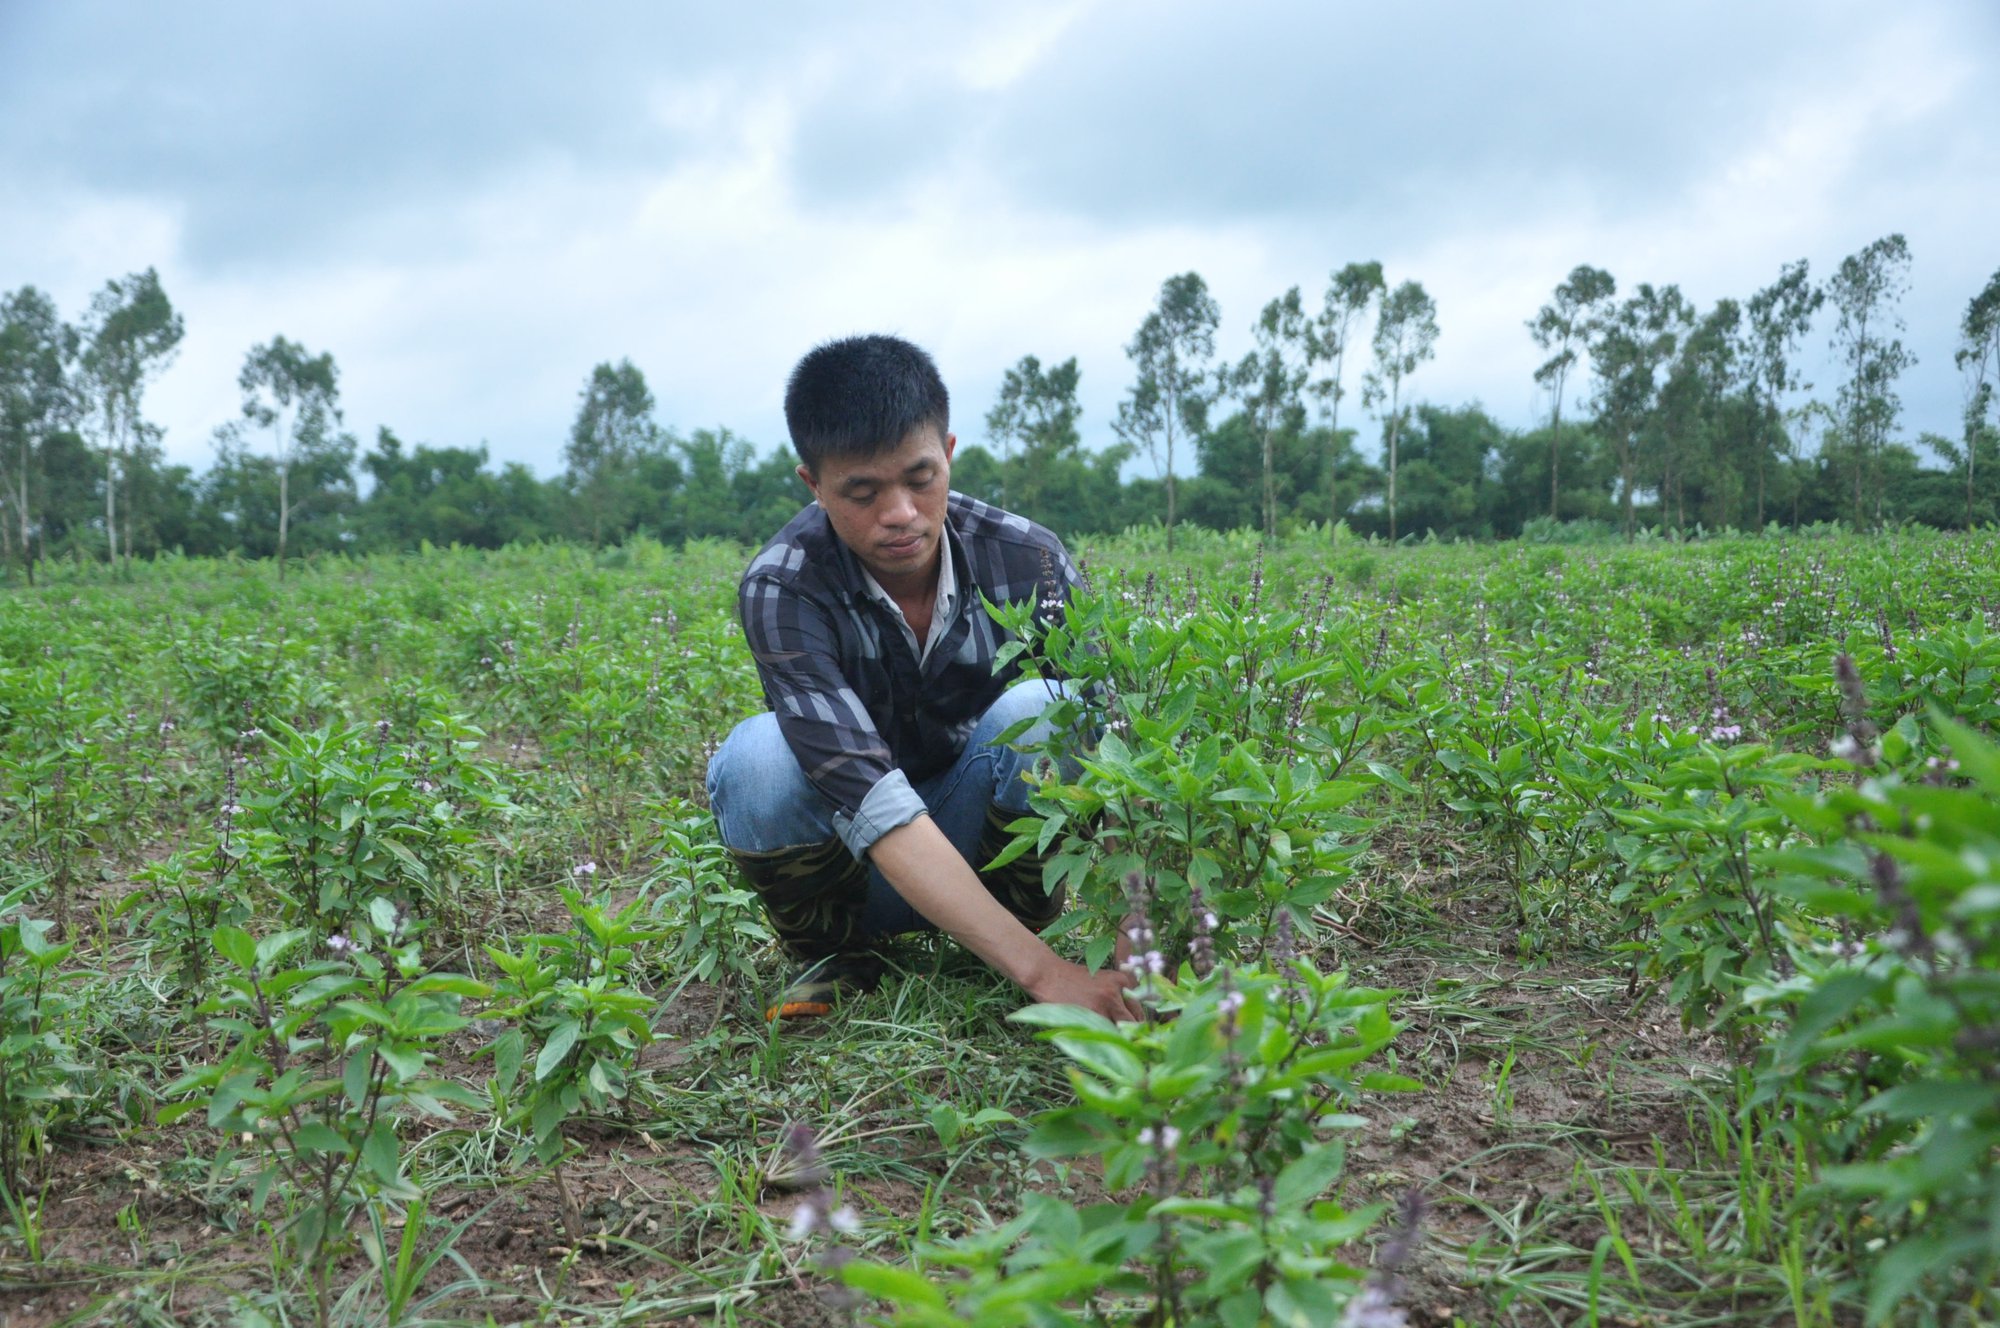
[3,236,1997,580]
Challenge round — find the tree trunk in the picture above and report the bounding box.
[278,461,290,579]
[1548,380,1564,520]
[1386,380,1402,543]
[15,438,30,584]
[1260,418,1275,542]
[1165,418,1177,554]
[122,461,134,567]
[1873,440,1884,530]
[1327,364,1343,530]
[104,444,117,566]
[1620,439,1636,541]
[1756,400,1769,528]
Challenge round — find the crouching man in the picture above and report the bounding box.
[705,334,1140,1024]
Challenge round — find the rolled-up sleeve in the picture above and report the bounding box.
[740,572,928,859]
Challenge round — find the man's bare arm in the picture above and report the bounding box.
[868,815,1144,1023]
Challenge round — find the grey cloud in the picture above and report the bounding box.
[785,0,1992,245]
[6,0,1993,467]
[0,2,798,270]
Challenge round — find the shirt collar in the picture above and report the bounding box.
[859,525,960,656]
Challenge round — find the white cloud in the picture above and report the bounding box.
[3,0,1993,483]
[953,1,1098,93]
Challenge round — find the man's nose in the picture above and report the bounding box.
[880,486,918,524]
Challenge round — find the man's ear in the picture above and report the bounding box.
[943,432,957,464]
[796,462,819,503]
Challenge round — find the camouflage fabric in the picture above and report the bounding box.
[731,804,1067,966]
[729,836,873,963]
[976,802,1066,932]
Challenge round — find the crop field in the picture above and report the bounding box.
[1,527,1997,1328]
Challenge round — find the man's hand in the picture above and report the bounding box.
[1026,955,1146,1023]
[868,816,1146,1022]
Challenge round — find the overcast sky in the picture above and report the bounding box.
[4,0,1996,483]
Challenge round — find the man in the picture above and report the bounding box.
[706,334,1139,1023]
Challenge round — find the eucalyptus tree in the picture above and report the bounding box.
[1955,267,2000,526]
[985,353,1082,520]
[80,269,183,570]
[565,359,660,547]
[1115,273,1220,552]
[1307,261,1384,526]
[1361,280,1438,542]
[1527,265,1615,520]
[1225,287,1311,540]
[1787,399,1838,527]
[1741,260,1823,527]
[676,426,753,541]
[0,286,77,582]
[239,336,340,577]
[1826,234,1915,530]
[1656,299,1743,530]
[1590,283,1691,540]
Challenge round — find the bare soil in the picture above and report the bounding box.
[2,829,1731,1327]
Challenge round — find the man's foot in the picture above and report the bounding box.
[765,952,885,1021]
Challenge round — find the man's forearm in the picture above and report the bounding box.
[868,815,1143,1022]
[866,814,1059,992]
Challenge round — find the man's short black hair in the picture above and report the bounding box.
[784,334,950,475]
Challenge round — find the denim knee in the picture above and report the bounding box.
[706,713,838,853]
[976,678,1082,813]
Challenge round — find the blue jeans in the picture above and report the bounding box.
[706,679,1071,939]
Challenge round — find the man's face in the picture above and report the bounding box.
[798,426,956,594]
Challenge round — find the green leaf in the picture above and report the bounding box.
[1084,932,1116,971]
[215,926,257,971]
[292,1121,350,1156]
[1932,712,2000,793]
[1272,1142,1347,1211]
[362,1119,400,1183]
[1049,1032,1143,1084]
[253,929,308,969]
[155,1101,200,1126]
[925,1103,963,1148]
[490,1028,524,1094]
[1011,1003,1117,1035]
[837,1260,949,1308]
[378,1044,425,1083]
[1267,1276,1340,1327]
[535,1020,581,1081]
[1025,1112,1106,1160]
[343,1048,373,1108]
[530,1094,565,1146]
[1217,1286,1264,1328]
[1867,1231,1971,1325]
[403,974,491,999]
[982,833,1035,872]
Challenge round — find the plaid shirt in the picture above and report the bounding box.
[738,490,1078,859]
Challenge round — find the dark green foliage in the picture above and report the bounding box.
[2,445,1998,1323]
[843,961,1414,1326]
